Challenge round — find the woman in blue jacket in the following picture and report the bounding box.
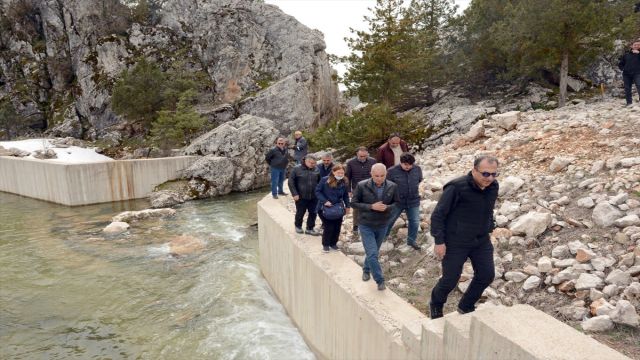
[315,164,350,252]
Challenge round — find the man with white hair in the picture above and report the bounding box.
[351,163,399,291]
[293,130,308,165]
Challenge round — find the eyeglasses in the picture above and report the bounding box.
[480,172,499,178]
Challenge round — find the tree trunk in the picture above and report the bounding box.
[559,50,569,108]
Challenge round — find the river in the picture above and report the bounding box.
[0,191,314,359]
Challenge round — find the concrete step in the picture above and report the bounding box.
[443,313,473,360]
[421,312,461,360]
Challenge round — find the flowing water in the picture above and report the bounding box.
[0,191,315,359]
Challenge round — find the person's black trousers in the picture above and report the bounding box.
[318,212,343,247]
[294,198,318,230]
[430,240,495,312]
[623,73,640,105]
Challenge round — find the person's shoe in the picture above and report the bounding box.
[278,192,288,195]
[322,246,330,253]
[377,282,386,291]
[330,245,339,251]
[430,304,443,319]
[272,195,278,199]
[352,225,359,233]
[362,272,371,282]
[305,229,320,236]
[409,243,421,250]
[457,306,475,315]
[295,227,303,234]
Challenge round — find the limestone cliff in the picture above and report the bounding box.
[0,0,340,139]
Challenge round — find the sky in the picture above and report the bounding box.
[264,0,472,78]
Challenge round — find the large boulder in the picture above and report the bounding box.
[150,190,185,208]
[183,114,279,196]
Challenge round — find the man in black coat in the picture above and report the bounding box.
[346,147,377,232]
[265,137,289,199]
[386,153,423,250]
[429,155,499,319]
[317,152,334,178]
[288,155,321,235]
[619,40,640,106]
[351,163,399,291]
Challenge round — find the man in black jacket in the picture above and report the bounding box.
[288,155,321,235]
[346,147,377,232]
[317,152,334,178]
[429,155,499,319]
[265,137,289,199]
[351,163,399,291]
[386,153,423,250]
[619,40,640,106]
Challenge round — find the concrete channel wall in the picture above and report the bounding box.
[257,195,630,360]
[0,156,197,206]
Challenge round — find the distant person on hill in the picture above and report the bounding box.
[265,137,289,199]
[315,163,350,252]
[428,155,500,319]
[619,40,640,106]
[292,131,308,165]
[288,155,321,236]
[317,152,334,178]
[345,147,377,233]
[385,153,423,251]
[351,163,399,291]
[376,133,409,168]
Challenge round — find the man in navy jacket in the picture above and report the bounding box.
[429,155,499,319]
[619,40,640,106]
[386,153,423,250]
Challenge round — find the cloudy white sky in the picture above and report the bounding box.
[264,0,471,62]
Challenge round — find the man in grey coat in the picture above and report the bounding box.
[293,131,308,165]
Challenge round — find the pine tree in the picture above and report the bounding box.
[112,58,166,126]
[149,90,205,150]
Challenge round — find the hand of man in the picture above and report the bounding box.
[434,244,446,260]
[293,195,300,201]
[371,201,387,212]
[324,201,332,207]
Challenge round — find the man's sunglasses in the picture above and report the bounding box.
[479,172,499,178]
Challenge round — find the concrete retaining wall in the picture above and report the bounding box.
[0,156,197,206]
[257,195,630,360]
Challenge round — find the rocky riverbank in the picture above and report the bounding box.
[286,98,640,358]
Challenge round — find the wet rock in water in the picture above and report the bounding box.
[112,208,176,223]
[581,315,614,332]
[150,190,185,208]
[169,235,206,256]
[183,156,235,198]
[103,221,130,234]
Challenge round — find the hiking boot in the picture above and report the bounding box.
[362,272,371,282]
[330,245,339,251]
[377,282,386,291]
[295,227,303,234]
[430,304,443,319]
[457,306,475,315]
[409,243,421,250]
[272,195,278,199]
[278,192,288,195]
[352,225,359,233]
[305,229,320,236]
[322,246,330,253]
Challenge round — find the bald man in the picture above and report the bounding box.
[351,163,399,290]
[293,131,308,165]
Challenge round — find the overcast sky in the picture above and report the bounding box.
[264,0,471,61]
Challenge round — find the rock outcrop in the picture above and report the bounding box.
[0,0,339,139]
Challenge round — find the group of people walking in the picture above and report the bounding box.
[266,132,502,318]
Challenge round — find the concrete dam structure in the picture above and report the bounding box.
[0,156,197,206]
[257,194,629,360]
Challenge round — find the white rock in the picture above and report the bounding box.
[379,241,394,255]
[551,245,570,259]
[576,197,595,209]
[614,215,640,228]
[603,284,618,297]
[347,242,365,255]
[609,300,640,327]
[590,257,607,272]
[499,176,525,196]
[605,269,632,286]
[549,156,575,172]
[592,202,624,227]
[567,240,588,255]
[537,256,553,273]
[523,276,541,291]
[112,208,176,223]
[103,221,130,234]
[505,271,528,282]
[552,268,577,284]
[581,315,614,332]
[554,259,577,268]
[499,201,521,216]
[493,111,520,131]
[575,273,604,290]
[509,212,552,237]
[413,268,427,278]
[609,193,629,205]
[620,157,640,167]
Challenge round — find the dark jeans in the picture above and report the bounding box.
[318,212,343,247]
[385,205,420,246]
[360,224,387,284]
[270,167,285,196]
[294,198,318,230]
[430,240,495,312]
[623,73,640,105]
